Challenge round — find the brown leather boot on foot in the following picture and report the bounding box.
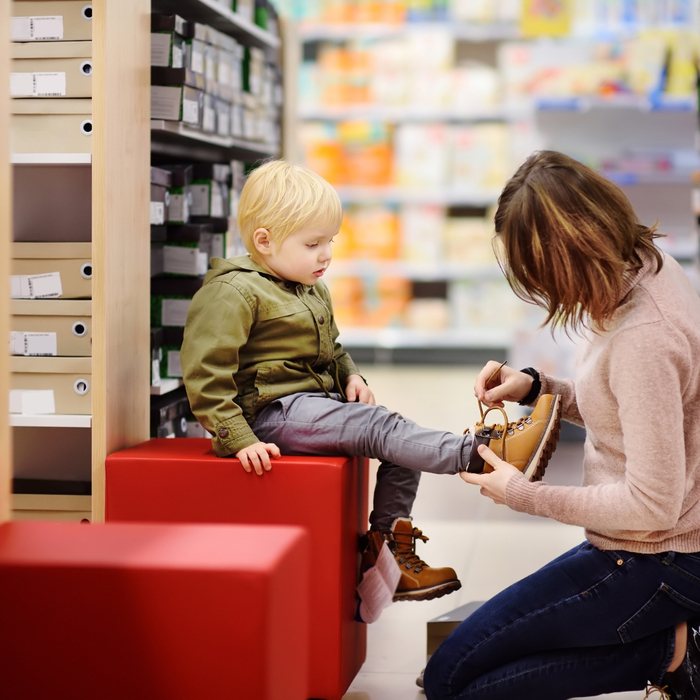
[466,393,562,482]
[361,518,461,602]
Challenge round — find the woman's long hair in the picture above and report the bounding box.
[494,150,663,333]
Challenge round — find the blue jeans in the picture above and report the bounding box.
[251,392,471,531]
[424,542,700,700]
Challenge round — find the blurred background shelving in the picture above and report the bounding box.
[277,0,700,368]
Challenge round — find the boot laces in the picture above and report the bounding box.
[391,527,429,573]
[644,684,673,700]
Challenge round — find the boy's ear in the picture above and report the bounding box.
[252,228,272,255]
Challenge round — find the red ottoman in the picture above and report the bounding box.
[105,438,369,700]
[0,520,309,700]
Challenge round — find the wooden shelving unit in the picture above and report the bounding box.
[1,0,12,524]
[6,0,151,523]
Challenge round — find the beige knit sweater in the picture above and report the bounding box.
[506,251,700,554]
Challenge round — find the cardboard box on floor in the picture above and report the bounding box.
[427,600,484,659]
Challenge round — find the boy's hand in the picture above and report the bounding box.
[346,374,375,405]
[236,442,281,476]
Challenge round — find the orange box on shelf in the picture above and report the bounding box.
[348,204,401,259]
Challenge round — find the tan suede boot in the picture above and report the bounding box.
[361,518,461,602]
[466,393,562,482]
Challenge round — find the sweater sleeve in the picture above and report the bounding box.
[181,280,259,456]
[539,372,584,426]
[506,321,688,533]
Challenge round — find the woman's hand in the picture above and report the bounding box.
[474,361,535,407]
[346,374,376,405]
[459,444,521,505]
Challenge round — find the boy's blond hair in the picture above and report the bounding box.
[237,160,343,251]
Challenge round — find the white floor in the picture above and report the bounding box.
[340,365,644,700]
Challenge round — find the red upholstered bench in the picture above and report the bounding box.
[105,438,369,700]
[0,520,309,700]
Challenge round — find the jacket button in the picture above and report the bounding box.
[218,428,228,438]
[318,316,325,325]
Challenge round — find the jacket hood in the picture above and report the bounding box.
[203,255,272,285]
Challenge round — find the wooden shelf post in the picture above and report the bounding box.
[91,0,151,521]
[0,0,12,524]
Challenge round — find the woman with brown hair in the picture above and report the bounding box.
[423,150,700,700]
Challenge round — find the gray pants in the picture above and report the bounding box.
[252,392,472,531]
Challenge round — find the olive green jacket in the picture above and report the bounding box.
[180,255,361,456]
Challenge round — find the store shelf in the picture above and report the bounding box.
[11,153,91,164]
[603,171,696,186]
[151,0,280,50]
[10,414,92,428]
[151,120,279,160]
[334,186,501,206]
[298,22,520,42]
[299,106,511,123]
[534,95,697,113]
[150,379,184,396]
[328,261,502,281]
[338,327,513,349]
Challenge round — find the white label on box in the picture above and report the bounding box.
[150,201,165,225]
[10,17,33,41]
[12,16,64,41]
[202,105,216,132]
[172,44,183,69]
[152,359,161,385]
[217,111,230,137]
[10,389,56,415]
[10,73,34,97]
[151,359,161,386]
[197,251,208,276]
[167,193,189,223]
[211,187,224,218]
[151,85,182,121]
[191,46,204,74]
[163,245,200,276]
[10,331,57,356]
[33,72,67,96]
[161,298,191,327]
[32,16,64,40]
[167,350,183,378]
[211,233,225,259]
[189,184,210,216]
[182,97,199,125]
[151,33,172,67]
[11,272,62,299]
[200,233,225,261]
[30,272,63,299]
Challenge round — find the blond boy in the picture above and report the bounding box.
[181,159,559,603]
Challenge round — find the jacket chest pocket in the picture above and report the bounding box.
[256,300,309,322]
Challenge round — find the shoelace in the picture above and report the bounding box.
[391,527,429,574]
[474,401,533,461]
[644,684,673,699]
